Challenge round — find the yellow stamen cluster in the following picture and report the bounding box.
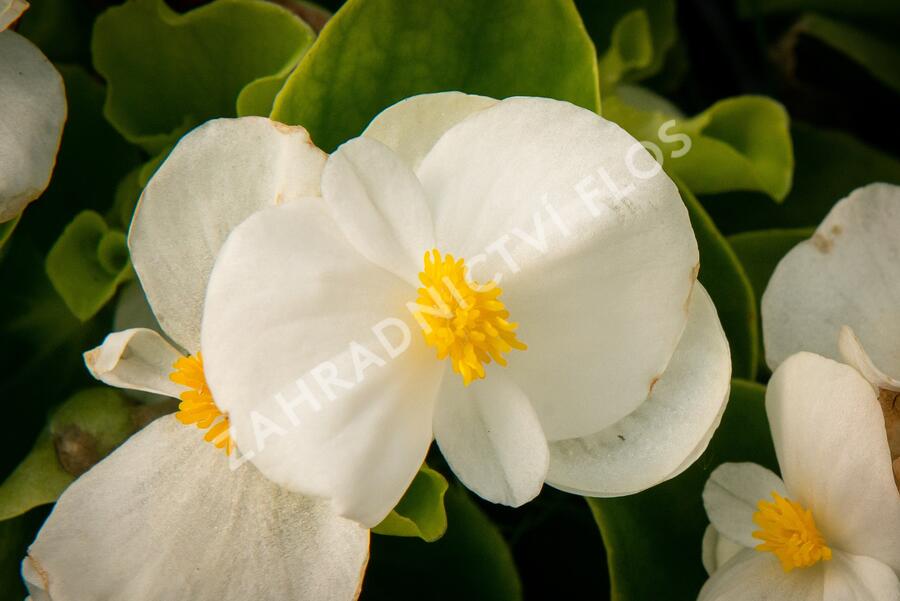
[412,249,526,385]
[170,353,233,455]
[753,491,832,572]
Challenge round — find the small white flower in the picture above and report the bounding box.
[700,352,900,600]
[0,0,66,222]
[762,183,900,485]
[199,92,732,527]
[24,118,368,601]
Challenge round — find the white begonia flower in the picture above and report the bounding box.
[762,183,900,485]
[24,117,369,601]
[699,352,900,600]
[0,1,66,222]
[199,92,732,528]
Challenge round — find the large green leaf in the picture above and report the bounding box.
[373,463,449,542]
[45,211,132,321]
[0,388,136,521]
[679,182,758,379]
[588,379,778,601]
[604,94,793,201]
[362,484,522,600]
[272,0,600,152]
[728,228,813,377]
[92,0,315,152]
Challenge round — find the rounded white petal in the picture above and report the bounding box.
[83,328,185,399]
[363,92,498,169]
[824,551,900,601]
[130,117,326,352]
[839,325,900,392]
[416,96,698,440]
[767,352,900,570]
[703,462,788,549]
[0,30,65,222]
[762,183,900,372]
[702,525,745,576]
[433,369,549,507]
[0,0,28,31]
[545,284,730,495]
[321,136,434,284]
[699,548,825,601]
[202,200,444,528]
[26,416,369,601]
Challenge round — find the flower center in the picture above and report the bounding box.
[411,249,526,386]
[753,491,832,572]
[170,353,233,454]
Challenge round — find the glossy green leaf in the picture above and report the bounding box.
[577,0,677,87]
[362,484,522,600]
[703,122,900,234]
[272,0,600,152]
[679,181,758,379]
[373,463,449,542]
[588,379,777,601]
[0,388,135,522]
[791,13,900,94]
[45,211,132,321]
[92,0,315,152]
[728,228,812,377]
[605,94,794,201]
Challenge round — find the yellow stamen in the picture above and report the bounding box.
[412,249,526,385]
[170,353,233,455]
[753,491,832,572]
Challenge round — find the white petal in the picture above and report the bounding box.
[702,525,745,576]
[417,96,698,440]
[762,183,900,372]
[202,199,444,528]
[113,281,165,338]
[433,369,549,506]
[26,416,369,601]
[83,328,185,399]
[363,92,498,169]
[321,136,434,284]
[699,548,825,601]
[768,352,900,570]
[839,325,900,392]
[703,462,788,549]
[0,0,28,31]
[130,117,326,352]
[0,30,65,222]
[545,284,731,495]
[22,556,51,601]
[824,551,900,601]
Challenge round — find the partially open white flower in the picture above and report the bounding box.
[762,183,900,485]
[700,352,900,600]
[24,118,368,601]
[0,0,66,222]
[200,93,732,527]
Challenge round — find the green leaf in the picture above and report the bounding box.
[373,463,449,542]
[702,122,900,234]
[272,0,600,152]
[604,94,794,201]
[587,379,777,601]
[362,484,522,600]
[789,13,900,94]
[728,228,813,376]
[0,388,136,521]
[92,0,315,152]
[679,181,758,379]
[0,217,19,252]
[45,211,133,321]
[577,0,677,87]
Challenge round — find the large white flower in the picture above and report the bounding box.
[762,183,900,484]
[700,352,900,600]
[199,93,732,527]
[0,0,66,222]
[23,118,368,601]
